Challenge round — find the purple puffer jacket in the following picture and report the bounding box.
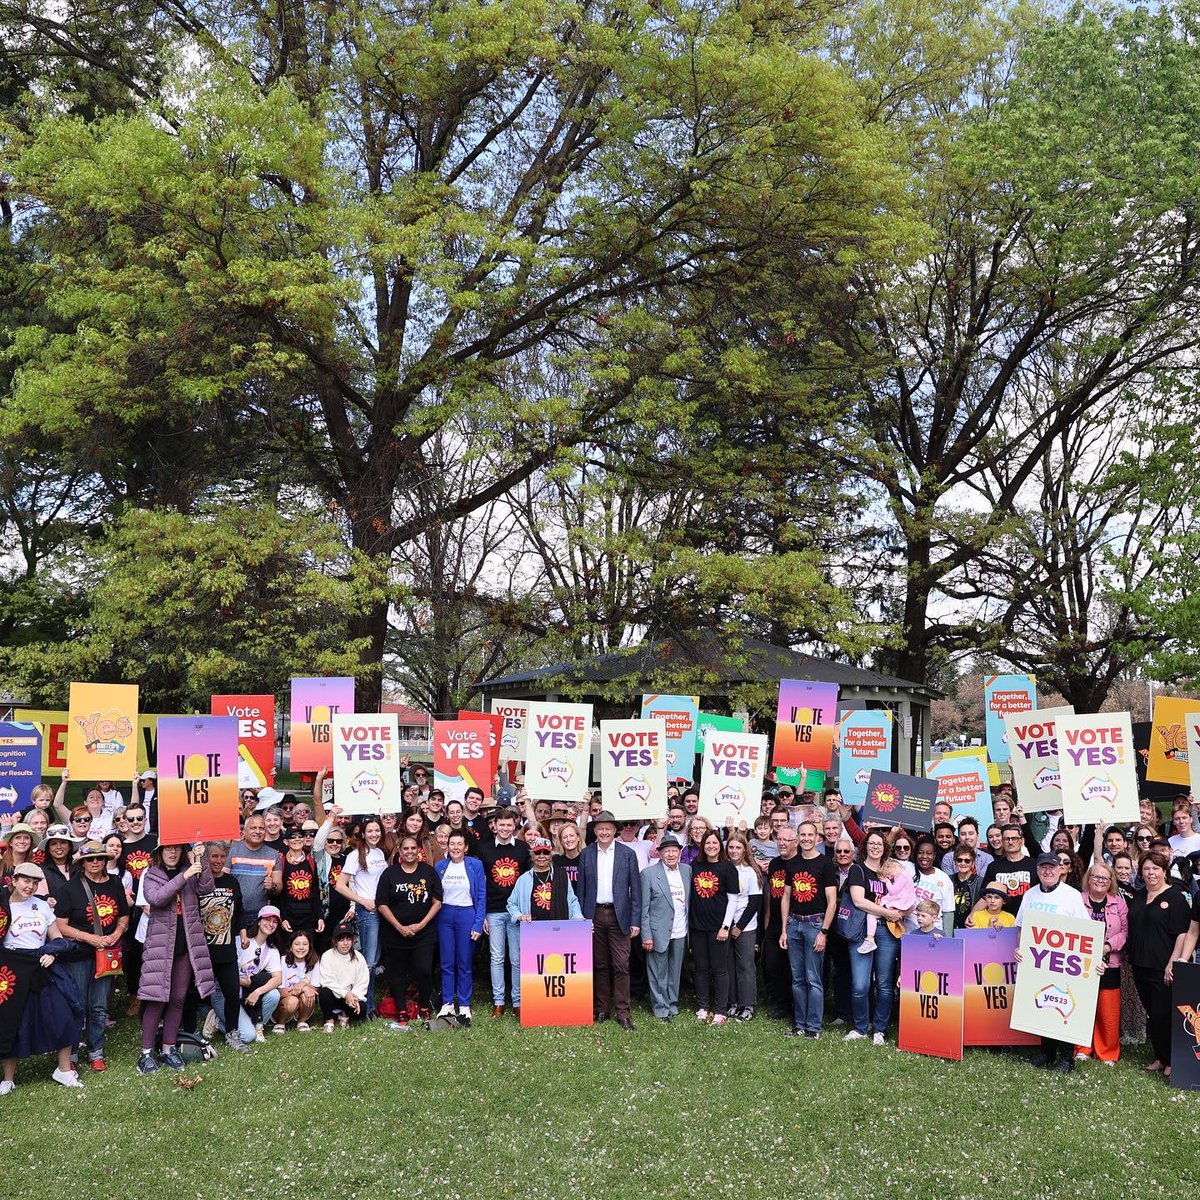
[138,860,216,1003]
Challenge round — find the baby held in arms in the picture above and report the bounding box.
[859,859,916,954]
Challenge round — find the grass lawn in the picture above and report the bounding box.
[5,995,1197,1200]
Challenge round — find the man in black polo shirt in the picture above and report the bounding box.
[761,826,798,1021]
[779,820,838,1038]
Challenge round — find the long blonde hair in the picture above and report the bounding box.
[725,833,762,883]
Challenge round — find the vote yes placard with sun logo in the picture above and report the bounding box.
[519,920,594,1027]
[898,935,965,1060]
[157,716,240,844]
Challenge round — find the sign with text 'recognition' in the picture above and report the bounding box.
[698,732,768,825]
[1057,712,1139,825]
[157,716,241,844]
[335,713,403,814]
[0,723,41,822]
[289,677,354,774]
[523,702,593,802]
[599,719,668,821]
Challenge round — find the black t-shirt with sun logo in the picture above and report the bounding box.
[376,863,443,947]
[689,859,739,932]
[64,874,129,942]
[279,855,322,931]
[785,854,837,919]
[481,841,531,913]
[764,855,796,929]
[120,835,157,889]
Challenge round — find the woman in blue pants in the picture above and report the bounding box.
[434,831,486,1024]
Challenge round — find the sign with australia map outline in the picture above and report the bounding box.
[697,731,767,825]
[599,719,668,821]
[523,701,593,803]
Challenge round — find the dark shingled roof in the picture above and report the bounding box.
[477,633,936,698]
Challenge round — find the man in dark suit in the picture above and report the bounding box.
[640,834,690,1020]
[577,809,641,1030]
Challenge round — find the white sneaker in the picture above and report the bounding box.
[458,1006,472,1021]
[201,1008,220,1040]
[0,1080,13,1095]
[52,1068,83,1088]
[856,940,877,955]
[436,1003,454,1019]
[843,1030,867,1041]
[696,1009,710,1022]
[253,1026,267,1044]
[271,1024,286,1035]
[872,1032,886,1046]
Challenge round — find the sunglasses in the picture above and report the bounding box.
[894,844,911,852]
[955,857,973,864]
[1136,835,1153,843]
[71,817,91,823]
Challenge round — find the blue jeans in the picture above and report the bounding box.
[216,979,279,1040]
[487,910,521,1008]
[786,915,825,1034]
[67,958,112,1063]
[848,923,901,1034]
[438,905,476,1007]
[355,908,380,1015]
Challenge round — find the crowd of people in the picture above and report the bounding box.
[1,759,1197,1089]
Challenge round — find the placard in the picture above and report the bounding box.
[958,928,1039,1046]
[1171,962,1200,1090]
[940,745,1001,787]
[599,719,668,821]
[334,713,403,814]
[924,757,991,830]
[983,674,1036,763]
[458,710,502,790]
[66,683,139,780]
[524,702,593,802]
[837,709,893,810]
[156,715,241,844]
[695,712,746,747]
[14,708,69,777]
[898,935,964,1059]
[1147,697,1200,788]
[640,695,699,778]
[432,719,491,805]
[0,723,41,821]
[519,920,594,1027]
[1057,712,1139,825]
[490,698,529,759]
[1004,706,1074,813]
[860,770,939,832]
[1011,911,1104,1044]
[1190,715,1200,812]
[211,694,276,788]
[289,677,354,773]
[773,679,838,774]
[697,731,768,825]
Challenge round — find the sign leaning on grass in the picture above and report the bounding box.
[898,935,965,1060]
[519,920,594,1028]
[697,731,768,825]
[599,719,668,821]
[523,702,593,803]
[958,928,1038,1047]
[1011,911,1104,1044]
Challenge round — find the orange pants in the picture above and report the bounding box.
[1075,986,1120,1062]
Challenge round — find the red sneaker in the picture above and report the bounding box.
[90,1058,107,1073]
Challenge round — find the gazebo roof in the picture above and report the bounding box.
[476,633,937,701]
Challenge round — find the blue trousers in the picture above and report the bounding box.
[487,911,521,1008]
[66,959,112,1063]
[848,923,901,1034]
[438,905,476,1007]
[786,915,825,1033]
[355,909,380,1015]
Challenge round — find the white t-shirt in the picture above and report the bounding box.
[619,837,653,872]
[87,810,114,840]
[341,847,388,901]
[1015,883,1089,926]
[441,860,472,908]
[280,959,321,989]
[729,864,763,932]
[665,868,688,941]
[238,938,282,979]
[1169,832,1200,858]
[101,787,124,813]
[908,867,955,931]
[4,896,54,950]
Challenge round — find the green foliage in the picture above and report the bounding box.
[0,503,382,709]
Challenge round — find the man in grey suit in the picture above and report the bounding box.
[640,834,690,1021]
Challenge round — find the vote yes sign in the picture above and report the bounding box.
[523,702,593,802]
[157,716,241,843]
[211,694,275,788]
[599,719,668,821]
[433,720,493,804]
[1057,712,1139,825]
[698,731,767,825]
[334,713,402,814]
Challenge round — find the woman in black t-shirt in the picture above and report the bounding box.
[1127,850,1191,1079]
[376,836,443,1022]
[689,830,739,1026]
[554,822,583,891]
